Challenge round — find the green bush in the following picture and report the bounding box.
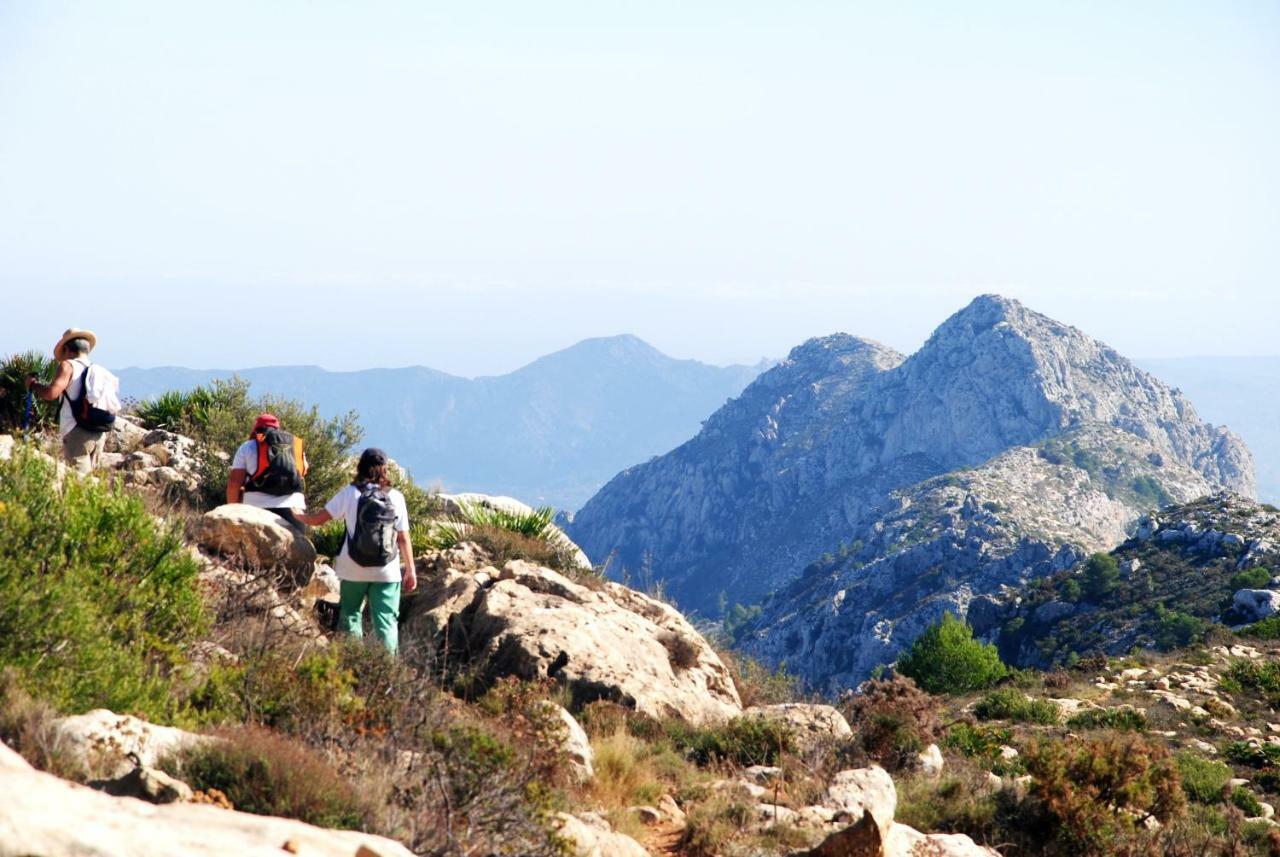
[1081,553,1119,601]
[897,613,1007,694]
[178,377,363,510]
[1066,707,1147,732]
[162,725,373,829]
[0,351,59,434]
[670,715,795,767]
[310,519,347,559]
[1177,752,1232,804]
[0,446,207,720]
[1154,605,1207,651]
[1130,475,1172,508]
[1225,741,1280,769]
[134,386,217,431]
[1241,615,1280,641]
[1231,787,1264,817]
[973,688,1060,725]
[1230,567,1272,590]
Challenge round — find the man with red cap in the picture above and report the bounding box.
[225,412,309,529]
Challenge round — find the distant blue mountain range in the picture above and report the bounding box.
[116,335,769,511]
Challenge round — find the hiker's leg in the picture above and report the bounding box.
[367,582,402,654]
[338,581,369,639]
[62,427,98,475]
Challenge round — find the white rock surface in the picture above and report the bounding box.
[541,702,594,783]
[554,811,648,857]
[52,710,210,778]
[824,766,896,832]
[1234,589,1280,622]
[407,558,742,724]
[0,741,414,857]
[917,743,945,777]
[196,504,317,585]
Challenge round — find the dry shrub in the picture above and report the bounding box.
[841,676,942,772]
[161,724,374,830]
[1025,733,1187,855]
[0,669,83,780]
[660,630,702,671]
[718,649,800,708]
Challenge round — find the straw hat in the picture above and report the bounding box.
[53,328,97,360]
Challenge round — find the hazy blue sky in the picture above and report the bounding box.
[1,1,1276,375]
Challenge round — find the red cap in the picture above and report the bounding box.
[251,413,280,435]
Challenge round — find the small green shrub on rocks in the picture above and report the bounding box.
[1177,752,1233,804]
[974,688,1060,725]
[897,613,1007,694]
[0,446,207,720]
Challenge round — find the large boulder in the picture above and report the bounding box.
[196,504,316,586]
[0,742,414,857]
[407,559,742,724]
[52,710,210,779]
[824,766,896,832]
[744,703,852,750]
[554,812,648,857]
[1234,589,1280,622]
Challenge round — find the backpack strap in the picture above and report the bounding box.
[251,432,270,479]
[293,435,307,477]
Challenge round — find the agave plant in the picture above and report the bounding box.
[134,386,216,431]
[0,350,58,434]
[453,502,556,539]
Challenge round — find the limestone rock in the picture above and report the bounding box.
[743,703,852,748]
[0,742,415,857]
[824,766,896,832]
[52,710,210,779]
[917,743,945,777]
[1234,589,1280,622]
[883,822,1000,856]
[89,764,193,804]
[540,702,594,783]
[406,559,741,724]
[554,811,648,857]
[196,504,317,586]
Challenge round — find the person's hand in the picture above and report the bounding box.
[402,567,417,593]
[24,375,37,390]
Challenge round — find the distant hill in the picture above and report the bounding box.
[1139,357,1280,503]
[116,335,767,511]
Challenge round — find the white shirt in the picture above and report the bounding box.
[231,439,306,510]
[58,358,89,438]
[324,483,410,583]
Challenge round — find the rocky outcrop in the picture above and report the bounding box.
[572,295,1253,689]
[542,702,595,783]
[744,704,852,749]
[1234,589,1280,622]
[52,710,210,779]
[554,811,648,857]
[572,296,1252,620]
[196,504,317,586]
[405,554,742,724]
[801,765,998,856]
[0,741,414,857]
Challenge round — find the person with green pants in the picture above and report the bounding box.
[297,448,416,653]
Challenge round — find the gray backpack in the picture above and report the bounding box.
[346,485,398,567]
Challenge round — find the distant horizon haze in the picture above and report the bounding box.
[1,3,1276,375]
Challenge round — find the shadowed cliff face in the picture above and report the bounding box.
[570,296,1254,653]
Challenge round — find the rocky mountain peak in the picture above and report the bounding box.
[571,296,1254,628]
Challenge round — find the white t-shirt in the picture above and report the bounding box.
[231,439,306,510]
[58,358,89,438]
[324,483,410,583]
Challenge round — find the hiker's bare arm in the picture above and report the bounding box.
[398,531,416,592]
[26,361,74,401]
[225,468,247,504]
[295,510,332,527]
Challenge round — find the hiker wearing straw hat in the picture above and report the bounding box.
[24,327,120,475]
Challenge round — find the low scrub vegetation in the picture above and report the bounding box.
[840,676,941,772]
[0,446,207,721]
[0,350,58,433]
[973,688,1060,725]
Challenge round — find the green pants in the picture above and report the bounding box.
[338,580,401,654]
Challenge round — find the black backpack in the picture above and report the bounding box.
[244,428,306,496]
[65,365,117,433]
[346,484,399,567]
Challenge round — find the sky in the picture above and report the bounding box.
[1,1,1277,376]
